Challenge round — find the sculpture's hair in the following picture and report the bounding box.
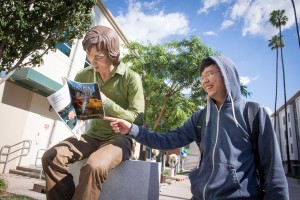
[82,25,120,66]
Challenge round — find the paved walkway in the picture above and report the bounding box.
[159,174,192,200]
[4,173,192,200]
[4,174,46,200]
[5,173,300,200]
[3,142,300,200]
[3,142,199,200]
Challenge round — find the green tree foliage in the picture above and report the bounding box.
[122,36,217,131]
[123,37,252,132]
[124,37,254,133]
[0,0,97,84]
[240,84,252,98]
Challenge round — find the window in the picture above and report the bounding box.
[284,130,287,139]
[288,113,290,122]
[56,42,72,57]
[289,128,291,137]
[84,56,91,68]
[291,144,293,154]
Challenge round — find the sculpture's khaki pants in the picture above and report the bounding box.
[42,134,132,200]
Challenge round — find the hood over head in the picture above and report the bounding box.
[199,56,242,126]
[200,56,242,102]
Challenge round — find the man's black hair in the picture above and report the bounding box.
[199,57,217,74]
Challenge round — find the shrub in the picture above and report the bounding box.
[0,174,8,193]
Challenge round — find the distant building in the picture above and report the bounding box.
[271,89,300,175]
[0,1,129,173]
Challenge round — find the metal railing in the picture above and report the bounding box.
[0,140,32,173]
[35,148,46,179]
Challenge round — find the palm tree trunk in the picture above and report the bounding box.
[274,48,279,132]
[280,26,292,173]
[291,0,300,48]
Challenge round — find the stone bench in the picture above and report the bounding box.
[69,159,161,200]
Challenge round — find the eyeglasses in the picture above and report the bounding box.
[200,70,220,82]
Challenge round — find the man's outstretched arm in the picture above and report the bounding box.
[104,116,133,134]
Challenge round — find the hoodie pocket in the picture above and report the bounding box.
[213,163,242,194]
[228,164,242,189]
[189,168,205,199]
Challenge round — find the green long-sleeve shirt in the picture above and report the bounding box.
[74,63,144,140]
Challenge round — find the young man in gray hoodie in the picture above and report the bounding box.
[105,56,289,200]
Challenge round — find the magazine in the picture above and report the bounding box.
[47,77,105,140]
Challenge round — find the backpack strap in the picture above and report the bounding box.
[196,107,207,147]
[245,101,265,199]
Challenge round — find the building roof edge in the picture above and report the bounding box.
[97,0,129,45]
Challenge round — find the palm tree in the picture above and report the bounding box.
[268,35,284,156]
[290,0,300,48]
[268,35,284,132]
[269,10,291,173]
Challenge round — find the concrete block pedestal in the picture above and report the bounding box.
[69,159,161,200]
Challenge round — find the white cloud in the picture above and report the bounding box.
[240,75,259,85]
[240,76,250,85]
[114,0,189,44]
[198,0,231,14]
[113,0,298,44]
[230,0,249,20]
[199,0,299,39]
[203,31,218,36]
[142,0,161,10]
[220,19,234,30]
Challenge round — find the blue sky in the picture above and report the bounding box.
[103,0,300,113]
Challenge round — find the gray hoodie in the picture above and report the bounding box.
[129,56,289,199]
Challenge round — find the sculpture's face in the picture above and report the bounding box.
[86,46,113,72]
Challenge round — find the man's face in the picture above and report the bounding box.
[201,64,227,106]
[86,46,113,71]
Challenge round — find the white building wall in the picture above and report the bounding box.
[295,97,300,159]
[287,104,297,160]
[279,109,288,161]
[0,82,31,172]
[275,93,300,174]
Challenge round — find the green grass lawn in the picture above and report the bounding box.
[1,174,37,200]
[0,192,36,200]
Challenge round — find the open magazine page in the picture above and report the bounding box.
[66,79,105,120]
[47,78,105,140]
[47,81,81,140]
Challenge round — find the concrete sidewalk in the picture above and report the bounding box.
[5,141,298,200]
[3,142,199,200]
[4,170,300,200]
[4,173,46,200]
[159,174,192,200]
[3,173,192,200]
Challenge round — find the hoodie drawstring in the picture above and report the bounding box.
[205,96,210,126]
[205,94,239,127]
[229,93,239,127]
